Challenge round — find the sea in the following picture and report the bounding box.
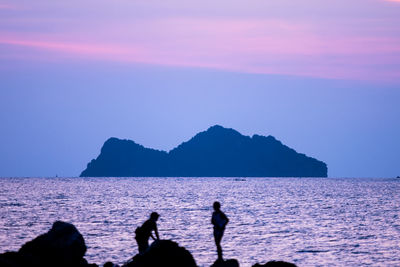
[0,177,399,266]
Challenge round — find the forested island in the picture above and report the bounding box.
[80,125,327,177]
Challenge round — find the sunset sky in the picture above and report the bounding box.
[0,0,399,177]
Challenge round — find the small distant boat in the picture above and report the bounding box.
[397,176,400,179]
[234,178,246,181]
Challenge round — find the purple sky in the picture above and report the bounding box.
[0,0,399,177]
[1,0,400,81]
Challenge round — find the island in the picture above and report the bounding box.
[80,125,327,177]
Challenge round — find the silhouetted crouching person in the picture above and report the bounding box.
[135,212,160,254]
[212,201,229,261]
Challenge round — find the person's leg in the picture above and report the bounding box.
[216,243,222,260]
[137,237,149,254]
[214,230,223,260]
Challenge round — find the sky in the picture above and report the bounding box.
[0,0,399,177]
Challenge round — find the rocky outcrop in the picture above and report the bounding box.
[0,221,298,267]
[0,221,97,267]
[209,259,296,267]
[81,125,328,177]
[252,261,297,267]
[211,259,240,267]
[122,240,196,267]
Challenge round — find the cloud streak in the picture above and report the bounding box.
[0,4,13,9]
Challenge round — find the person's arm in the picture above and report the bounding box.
[150,233,156,240]
[154,224,160,240]
[223,212,229,227]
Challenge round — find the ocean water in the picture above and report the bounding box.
[0,177,399,266]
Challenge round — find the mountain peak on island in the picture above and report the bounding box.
[207,124,225,130]
[197,125,242,138]
[206,124,236,132]
[80,126,328,177]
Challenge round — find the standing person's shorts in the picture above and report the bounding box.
[213,228,224,243]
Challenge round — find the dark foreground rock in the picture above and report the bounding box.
[0,221,298,267]
[211,258,240,267]
[253,261,297,267]
[0,221,97,267]
[209,259,296,267]
[122,240,196,267]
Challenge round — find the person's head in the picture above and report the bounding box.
[213,201,221,211]
[150,212,159,221]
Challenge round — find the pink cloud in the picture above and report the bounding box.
[0,38,136,56]
[0,3,18,9]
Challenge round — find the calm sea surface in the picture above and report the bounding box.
[0,177,399,266]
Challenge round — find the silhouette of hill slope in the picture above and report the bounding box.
[80,125,327,177]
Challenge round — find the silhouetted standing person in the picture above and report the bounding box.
[211,201,229,261]
[135,212,160,254]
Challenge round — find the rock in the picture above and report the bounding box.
[0,251,20,267]
[211,258,240,267]
[123,239,197,267]
[252,261,297,267]
[0,221,97,267]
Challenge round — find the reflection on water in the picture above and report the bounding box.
[0,177,400,266]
